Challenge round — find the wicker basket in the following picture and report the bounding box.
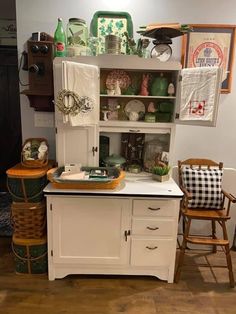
[12,235,47,274]
[47,167,125,190]
[7,162,54,203]
[11,202,46,239]
[21,138,49,168]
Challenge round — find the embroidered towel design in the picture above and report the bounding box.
[61,61,99,126]
[180,66,220,121]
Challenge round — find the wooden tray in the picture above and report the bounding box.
[47,167,125,190]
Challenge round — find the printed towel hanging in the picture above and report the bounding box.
[56,61,99,126]
[179,66,221,121]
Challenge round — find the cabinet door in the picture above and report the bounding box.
[175,67,222,127]
[56,125,98,167]
[51,197,131,265]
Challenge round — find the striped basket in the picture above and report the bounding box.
[11,202,46,239]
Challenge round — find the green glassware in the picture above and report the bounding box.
[54,17,66,57]
[150,73,168,96]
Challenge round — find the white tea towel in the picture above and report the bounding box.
[180,66,220,121]
[62,61,99,126]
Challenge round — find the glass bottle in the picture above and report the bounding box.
[54,17,66,57]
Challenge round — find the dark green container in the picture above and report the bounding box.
[156,112,172,122]
[6,163,50,203]
[150,73,168,96]
[12,236,48,274]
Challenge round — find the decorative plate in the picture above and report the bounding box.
[125,99,146,117]
[106,70,131,91]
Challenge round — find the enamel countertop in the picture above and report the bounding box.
[44,176,183,198]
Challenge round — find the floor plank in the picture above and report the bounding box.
[0,237,236,314]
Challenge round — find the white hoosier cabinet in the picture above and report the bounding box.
[44,55,221,282]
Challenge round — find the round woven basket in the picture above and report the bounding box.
[21,138,49,168]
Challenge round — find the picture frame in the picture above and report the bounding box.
[181,24,236,93]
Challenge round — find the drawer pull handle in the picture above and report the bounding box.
[147,226,159,231]
[129,129,140,133]
[148,207,161,211]
[146,246,158,250]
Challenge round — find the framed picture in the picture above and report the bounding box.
[181,24,236,93]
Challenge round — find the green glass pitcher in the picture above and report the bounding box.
[150,73,168,96]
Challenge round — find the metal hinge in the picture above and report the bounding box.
[55,127,57,134]
[175,113,180,119]
[51,250,53,257]
[92,146,98,156]
[179,75,182,82]
[50,204,52,211]
[124,230,131,241]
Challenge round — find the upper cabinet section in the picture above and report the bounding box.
[53,55,221,128]
[54,55,181,127]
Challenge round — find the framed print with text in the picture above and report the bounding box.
[181,24,236,93]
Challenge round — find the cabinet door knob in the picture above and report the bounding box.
[146,246,158,250]
[148,207,161,211]
[146,226,159,230]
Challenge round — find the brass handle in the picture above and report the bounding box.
[148,207,161,211]
[146,246,158,250]
[146,226,159,231]
[129,129,140,133]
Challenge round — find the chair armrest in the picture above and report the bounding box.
[181,186,192,200]
[222,189,236,203]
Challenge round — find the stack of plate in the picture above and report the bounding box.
[105,35,121,54]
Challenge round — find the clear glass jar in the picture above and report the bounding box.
[66,18,88,56]
[87,36,99,56]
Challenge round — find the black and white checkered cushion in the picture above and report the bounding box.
[181,167,223,209]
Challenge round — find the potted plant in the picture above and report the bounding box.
[152,163,171,182]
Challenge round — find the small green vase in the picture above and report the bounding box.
[150,73,168,96]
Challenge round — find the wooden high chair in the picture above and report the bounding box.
[175,158,236,288]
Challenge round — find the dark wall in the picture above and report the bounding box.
[0,0,16,19]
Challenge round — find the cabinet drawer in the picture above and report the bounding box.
[131,238,173,267]
[132,218,174,236]
[133,199,175,217]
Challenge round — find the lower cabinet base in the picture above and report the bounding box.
[46,193,181,284]
[48,264,174,283]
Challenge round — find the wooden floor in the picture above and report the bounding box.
[0,237,236,314]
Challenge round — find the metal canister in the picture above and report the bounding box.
[105,35,121,54]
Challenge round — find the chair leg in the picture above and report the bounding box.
[175,217,191,283]
[222,221,235,288]
[212,220,217,253]
[225,244,235,288]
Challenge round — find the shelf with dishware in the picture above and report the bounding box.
[100,96,175,123]
[99,66,177,124]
